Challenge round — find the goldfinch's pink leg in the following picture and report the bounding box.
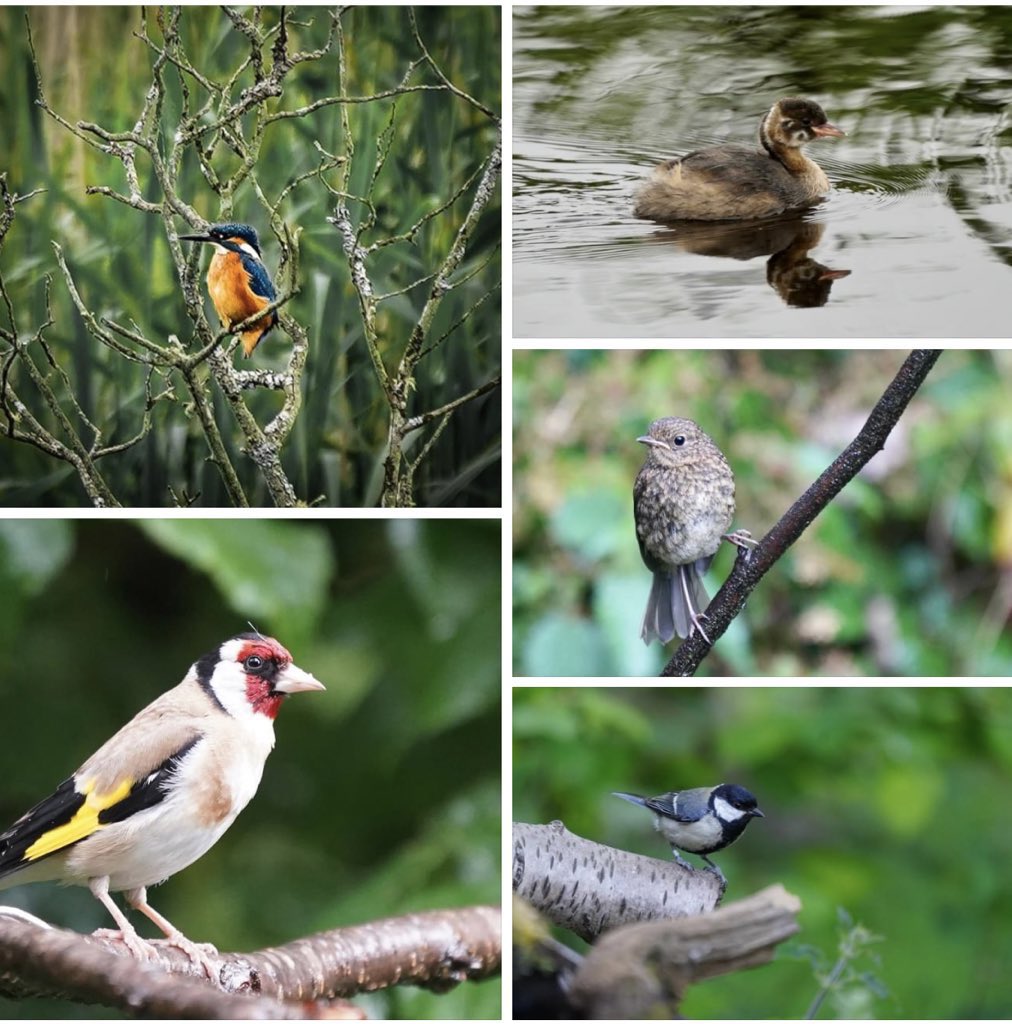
[125,886,219,979]
[88,875,154,962]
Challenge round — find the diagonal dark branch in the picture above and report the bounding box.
[662,349,944,676]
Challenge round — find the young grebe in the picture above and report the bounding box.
[634,97,845,222]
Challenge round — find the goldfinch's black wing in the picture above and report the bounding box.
[0,777,84,879]
[0,735,201,882]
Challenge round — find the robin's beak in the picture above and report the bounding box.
[637,435,668,449]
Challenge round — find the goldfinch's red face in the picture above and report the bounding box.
[202,633,324,721]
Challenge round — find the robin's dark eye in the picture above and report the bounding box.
[244,655,264,670]
[673,435,686,446]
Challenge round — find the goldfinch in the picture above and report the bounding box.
[0,632,324,974]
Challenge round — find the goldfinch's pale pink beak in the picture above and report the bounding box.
[275,663,326,694]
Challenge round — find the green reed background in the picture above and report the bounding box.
[0,7,501,507]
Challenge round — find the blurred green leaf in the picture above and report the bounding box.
[0,520,74,596]
[551,490,628,561]
[522,612,613,676]
[137,519,332,647]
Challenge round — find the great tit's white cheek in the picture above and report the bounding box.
[713,796,748,822]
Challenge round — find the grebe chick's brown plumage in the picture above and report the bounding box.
[633,97,845,222]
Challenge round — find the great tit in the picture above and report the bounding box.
[612,783,764,883]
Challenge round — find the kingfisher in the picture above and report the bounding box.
[180,223,279,358]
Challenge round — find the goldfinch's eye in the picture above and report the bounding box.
[244,655,264,670]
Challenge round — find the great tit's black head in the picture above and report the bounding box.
[711,783,764,822]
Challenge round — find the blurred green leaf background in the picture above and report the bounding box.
[513,350,1012,676]
[513,686,1012,1018]
[0,6,501,507]
[0,518,501,1019]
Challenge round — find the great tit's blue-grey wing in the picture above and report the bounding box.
[667,787,714,822]
[613,790,689,820]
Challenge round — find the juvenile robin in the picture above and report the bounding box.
[633,417,752,645]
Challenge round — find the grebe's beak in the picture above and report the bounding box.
[812,121,845,139]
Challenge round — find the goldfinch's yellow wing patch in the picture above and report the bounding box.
[1,735,202,882]
[23,778,132,861]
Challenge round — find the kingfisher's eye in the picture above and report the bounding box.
[244,655,264,670]
[673,435,686,446]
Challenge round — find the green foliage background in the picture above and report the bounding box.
[513,686,1012,1018]
[0,6,501,507]
[0,518,501,1019]
[513,349,1012,676]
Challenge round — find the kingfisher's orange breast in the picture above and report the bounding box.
[206,251,271,327]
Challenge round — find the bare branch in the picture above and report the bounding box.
[408,8,499,123]
[0,917,316,1018]
[568,886,800,1018]
[403,375,501,435]
[0,905,500,1015]
[513,821,721,942]
[13,6,498,509]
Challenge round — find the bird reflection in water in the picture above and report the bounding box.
[650,216,850,309]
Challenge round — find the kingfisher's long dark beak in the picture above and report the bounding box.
[179,233,214,243]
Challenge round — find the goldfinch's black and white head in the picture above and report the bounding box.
[0,632,324,975]
[613,782,764,883]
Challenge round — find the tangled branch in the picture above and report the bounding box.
[2,7,500,507]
